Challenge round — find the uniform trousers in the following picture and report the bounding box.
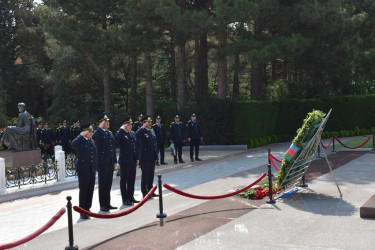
[140,161,155,196]
[173,141,183,161]
[98,164,114,207]
[120,162,137,202]
[78,171,96,210]
[157,142,165,163]
[190,139,200,159]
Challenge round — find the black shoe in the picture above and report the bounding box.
[156,162,160,166]
[100,206,109,212]
[179,160,185,163]
[80,214,90,220]
[174,161,178,164]
[161,162,168,165]
[107,205,118,210]
[195,158,202,161]
[191,158,194,162]
[132,198,140,203]
[152,193,159,197]
[123,200,133,206]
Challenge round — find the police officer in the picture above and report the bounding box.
[36,122,43,147]
[170,114,185,164]
[55,122,62,145]
[92,112,118,211]
[136,114,159,199]
[187,113,203,162]
[132,113,144,132]
[116,116,140,206]
[71,123,97,219]
[152,115,167,166]
[40,122,55,157]
[59,120,71,154]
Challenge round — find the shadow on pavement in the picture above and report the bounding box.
[282,192,356,216]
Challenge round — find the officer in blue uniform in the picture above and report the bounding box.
[92,113,118,211]
[136,114,159,198]
[116,116,140,206]
[187,113,203,162]
[170,114,185,164]
[54,122,62,145]
[132,113,144,132]
[36,122,43,148]
[152,115,167,166]
[40,122,55,157]
[59,120,71,154]
[71,123,97,219]
[70,120,81,141]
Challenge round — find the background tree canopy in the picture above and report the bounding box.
[1,0,375,140]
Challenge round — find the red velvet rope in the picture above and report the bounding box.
[335,136,371,149]
[321,137,333,149]
[0,208,66,250]
[268,154,281,171]
[73,185,157,219]
[163,173,267,200]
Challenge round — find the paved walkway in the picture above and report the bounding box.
[1,142,374,250]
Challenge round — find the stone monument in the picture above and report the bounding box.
[0,103,41,168]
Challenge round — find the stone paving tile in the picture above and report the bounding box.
[0,146,287,244]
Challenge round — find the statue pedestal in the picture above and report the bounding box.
[0,149,41,168]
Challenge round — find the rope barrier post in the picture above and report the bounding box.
[156,175,167,226]
[372,132,375,153]
[300,175,308,187]
[266,149,275,204]
[332,134,336,152]
[65,196,78,250]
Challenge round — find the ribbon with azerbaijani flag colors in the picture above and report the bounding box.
[284,144,299,161]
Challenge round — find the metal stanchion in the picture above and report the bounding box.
[332,134,336,152]
[156,175,167,226]
[300,175,308,187]
[266,149,275,204]
[65,196,78,250]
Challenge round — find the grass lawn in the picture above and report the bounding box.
[335,136,373,148]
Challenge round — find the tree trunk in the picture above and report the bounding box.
[233,49,240,100]
[129,55,137,113]
[250,20,264,100]
[217,32,227,100]
[176,41,186,114]
[103,66,112,114]
[169,34,177,102]
[250,63,264,100]
[200,33,208,97]
[144,51,154,118]
[194,38,201,101]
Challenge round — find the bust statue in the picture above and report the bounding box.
[1,103,37,151]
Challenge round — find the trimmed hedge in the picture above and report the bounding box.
[234,94,375,145]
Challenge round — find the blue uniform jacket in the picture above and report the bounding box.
[136,128,158,162]
[40,128,55,145]
[152,123,166,145]
[115,129,138,165]
[92,127,117,165]
[71,135,97,173]
[170,122,185,142]
[59,126,70,143]
[187,120,202,140]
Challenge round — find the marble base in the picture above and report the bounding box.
[0,149,41,168]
